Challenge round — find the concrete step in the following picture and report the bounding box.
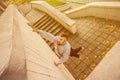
[39,17,53,30]
[34,15,49,28]
[48,23,59,32]
[43,19,55,31]
[52,25,63,35]
[34,14,48,28]
[25,9,46,24]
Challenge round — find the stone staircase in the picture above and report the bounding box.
[33,14,70,36]
[20,8,72,50]
[18,3,71,35]
[33,12,71,49]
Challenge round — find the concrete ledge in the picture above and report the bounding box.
[31,1,76,34]
[65,2,120,21]
[56,3,71,12]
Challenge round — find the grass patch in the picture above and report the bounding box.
[4,0,65,7]
[44,0,65,7]
[4,0,31,6]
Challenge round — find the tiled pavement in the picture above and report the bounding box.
[65,17,120,80]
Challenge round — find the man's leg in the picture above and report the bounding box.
[70,47,82,58]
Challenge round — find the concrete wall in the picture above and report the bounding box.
[89,0,120,2]
[0,4,13,77]
[65,2,120,21]
[0,4,75,80]
[64,0,120,3]
[31,1,76,34]
[85,41,120,80]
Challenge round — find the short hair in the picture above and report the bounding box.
[60,33,68,38]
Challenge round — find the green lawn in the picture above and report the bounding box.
[4,0,31,6]
[44,0,65,7]
[4,0,65,7]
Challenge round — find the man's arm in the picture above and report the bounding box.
[55,48,70,66]
[54,44,61,57]
[54,55,69,66]
[38,30,56,43]
[27,22,56,42]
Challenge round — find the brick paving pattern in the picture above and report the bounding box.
[65,17,120,80]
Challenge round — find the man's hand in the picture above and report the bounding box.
[27,23,33,27]
[54,62,60,66]
[55,53,62,58]
[33,28,39,33]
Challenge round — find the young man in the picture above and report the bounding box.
[32,28,83,66]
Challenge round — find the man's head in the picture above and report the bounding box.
[57,34,67,45]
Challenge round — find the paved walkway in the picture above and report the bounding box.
[65,17,120,80]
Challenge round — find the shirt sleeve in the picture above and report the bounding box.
[54,44,60,56]
[58,48,70,64]
[38,30,56,42]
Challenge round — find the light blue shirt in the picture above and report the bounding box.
[39,30,71,64]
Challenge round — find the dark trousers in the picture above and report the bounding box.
[70,47,82,58]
